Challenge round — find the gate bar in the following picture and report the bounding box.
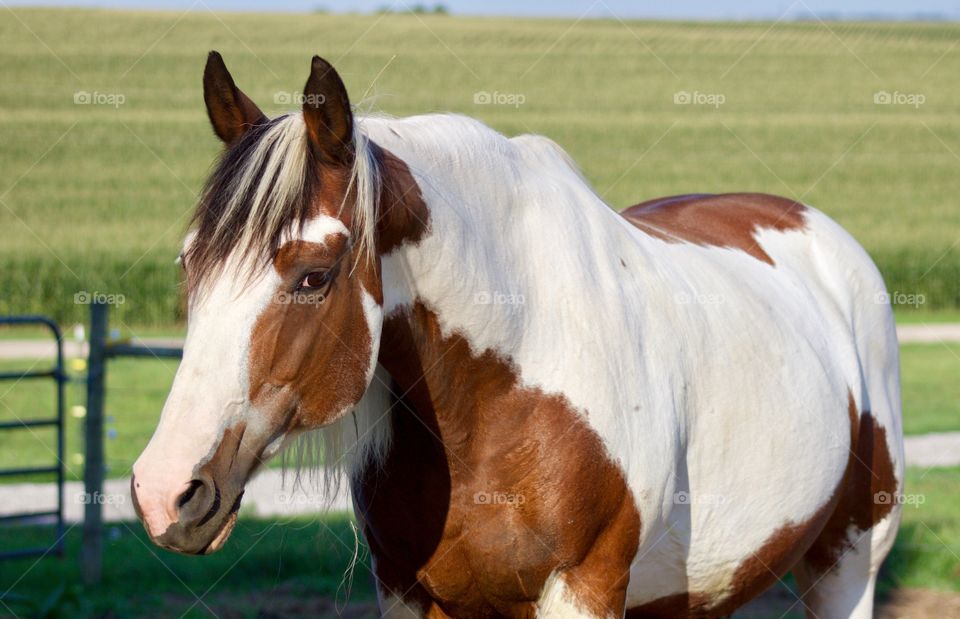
[81,301,107,585]
[0,315,65,561]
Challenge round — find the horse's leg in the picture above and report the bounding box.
[377,584,452,619]
[535,497,636,618]
[372,555,445,619]
[536,570,630,618]
[791,517,896,619]
[789,416,902,618]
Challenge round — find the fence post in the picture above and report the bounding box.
[81,301,107,585]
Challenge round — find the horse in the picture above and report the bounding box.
[132,51,904,619]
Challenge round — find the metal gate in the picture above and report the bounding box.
[0,316,65,559]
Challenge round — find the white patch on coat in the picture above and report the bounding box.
[537,573,608,618]
[133,250,280,537]
[378,593,424,618]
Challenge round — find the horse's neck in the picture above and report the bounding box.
[370,113,639,344]
[370,115,654,462]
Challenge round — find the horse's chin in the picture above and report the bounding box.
[200,511,239,555]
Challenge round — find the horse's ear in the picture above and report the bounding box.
[302,56,354,166]
[203,51,266,145]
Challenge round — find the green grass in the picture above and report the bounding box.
[0,356,178,482]
[883,466,960,593]
[0,10,959,325]
[0,514,378,618]
[900,343,960,435]
[895,308,960,324]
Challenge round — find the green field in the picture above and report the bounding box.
[1,9,959,324]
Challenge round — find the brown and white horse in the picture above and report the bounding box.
[132,52,903,619]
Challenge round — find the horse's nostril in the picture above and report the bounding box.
[177,479,205,509]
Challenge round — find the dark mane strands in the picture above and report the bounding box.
[185,115,320,293]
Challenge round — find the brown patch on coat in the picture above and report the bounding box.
[247,232,375,430]
[802,392,899,575]
[621,193,807,265]
[354,300,641,617]
[373,144,431,255]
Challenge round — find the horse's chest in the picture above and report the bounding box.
[353,398,640,617]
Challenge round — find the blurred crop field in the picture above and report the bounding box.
[1,9,959,324]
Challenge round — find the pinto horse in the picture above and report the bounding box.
[132,52,903,619]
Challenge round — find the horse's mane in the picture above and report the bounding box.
[185,112,381,292]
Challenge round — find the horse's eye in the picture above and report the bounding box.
[298,271,331,291]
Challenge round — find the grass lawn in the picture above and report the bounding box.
[0,513,378,618]
[0,10,959,325]
[882,466,960,593]
[900,343,960,435]
[895,309,960,324]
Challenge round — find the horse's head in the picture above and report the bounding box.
[132,52,390,554]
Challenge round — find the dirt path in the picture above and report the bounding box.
[738,582,960,618]
[0,469,353,523]
[155,583,960,618]
[0,337,182,360]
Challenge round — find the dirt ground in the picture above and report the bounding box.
[724,582,960,619]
